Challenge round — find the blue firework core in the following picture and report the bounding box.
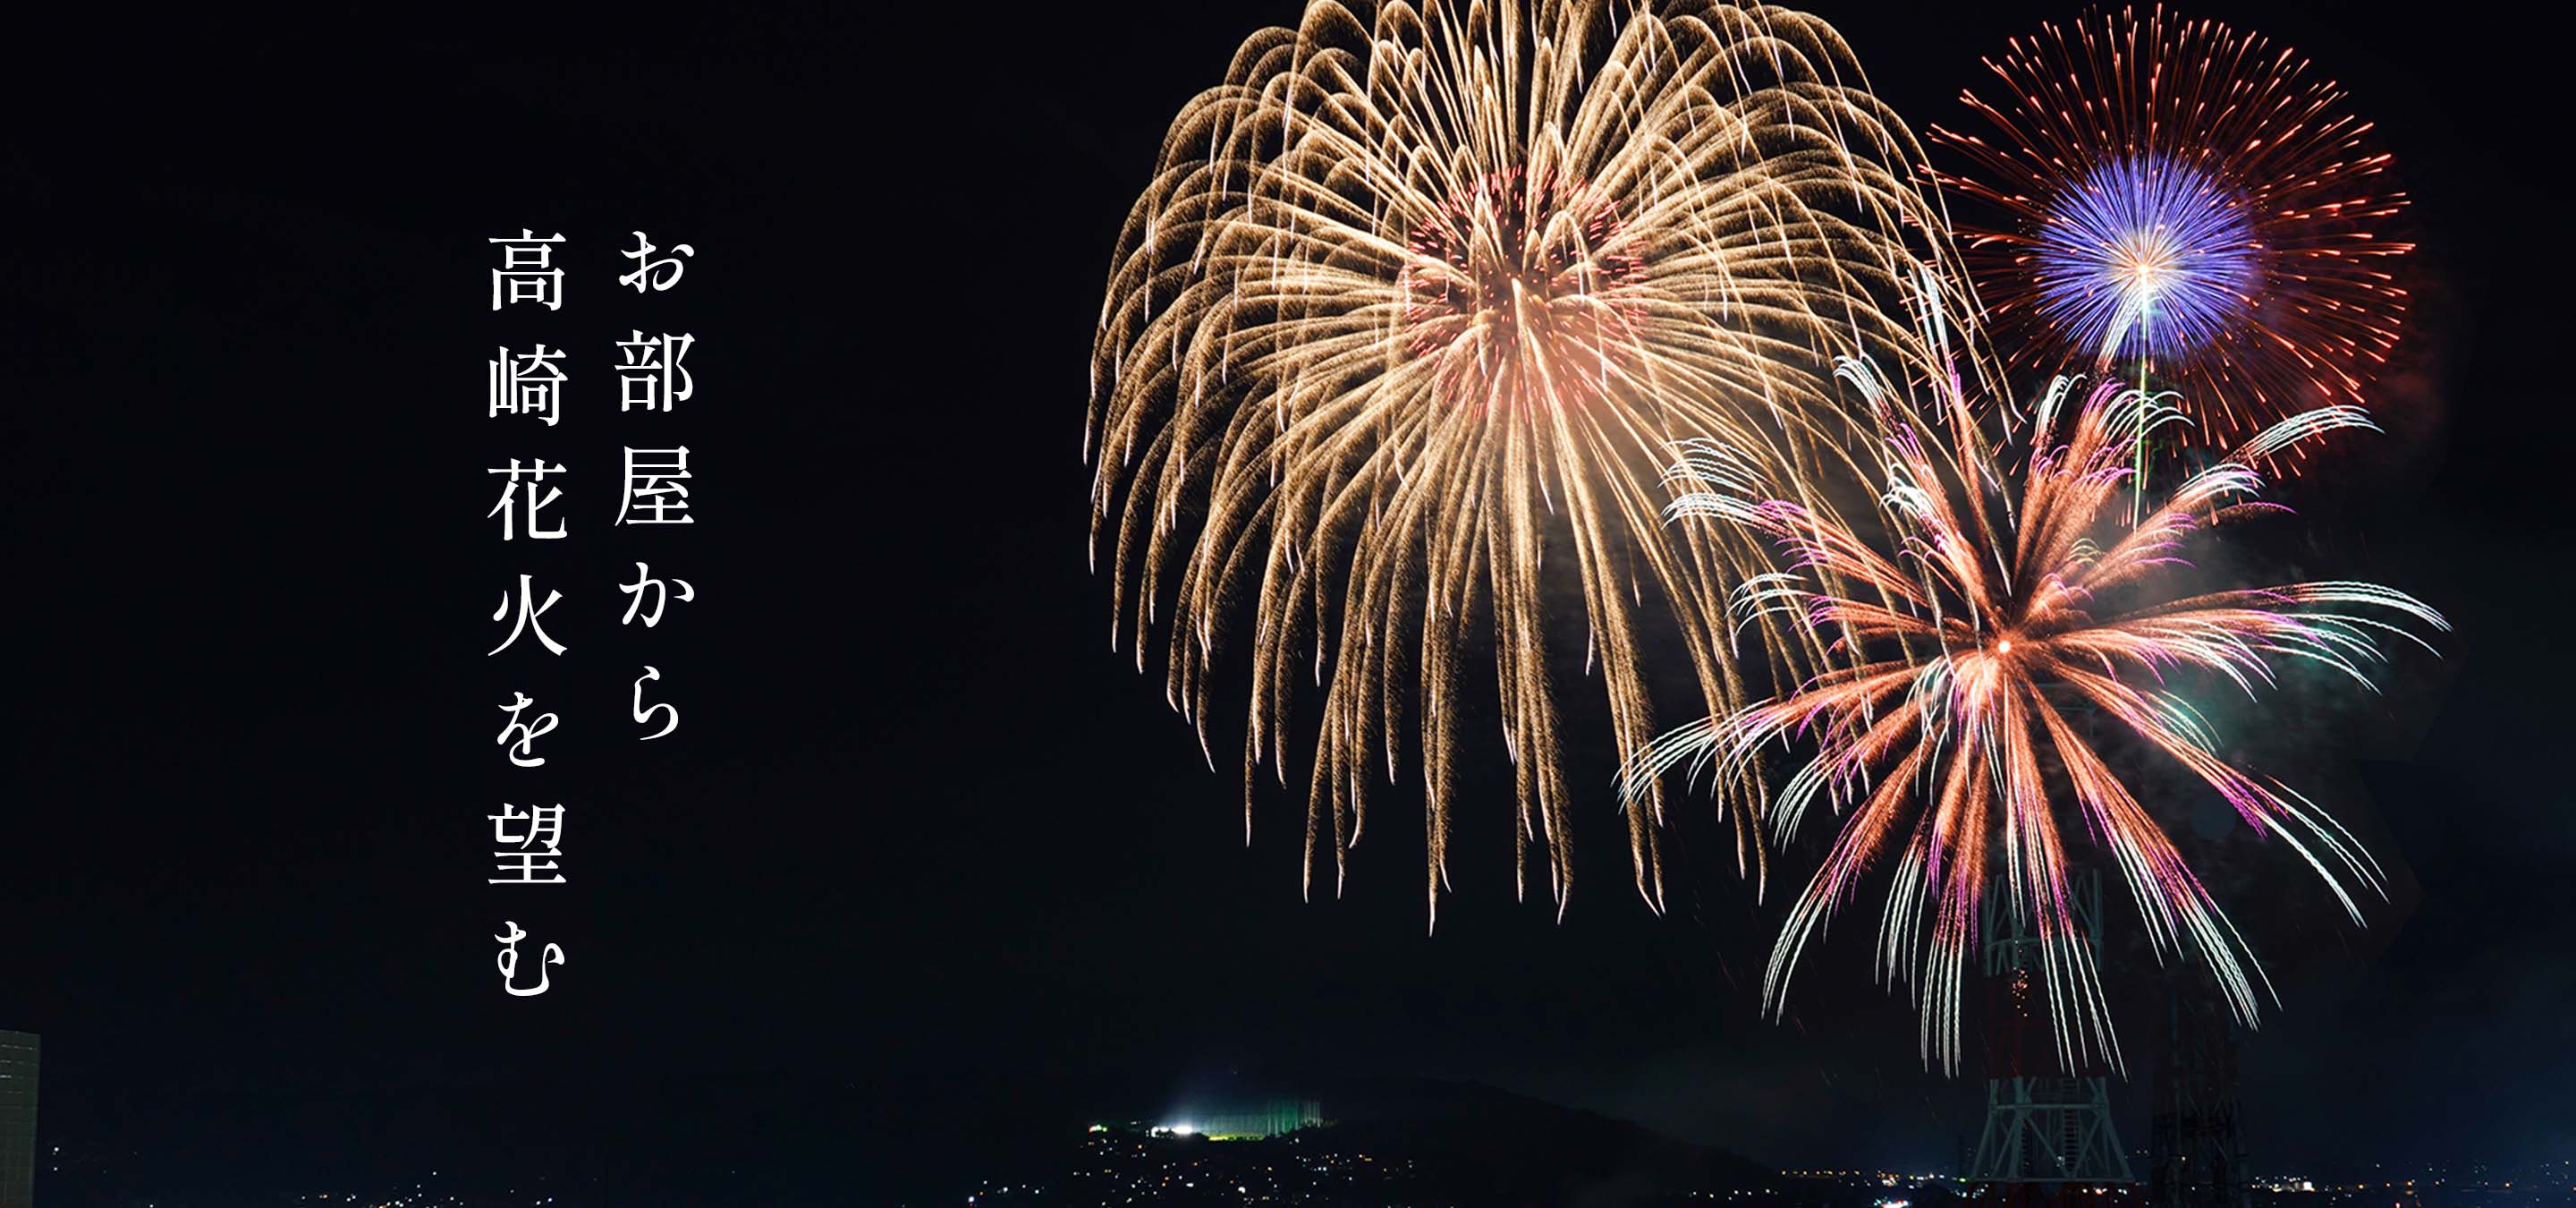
[2032,154,2260,365]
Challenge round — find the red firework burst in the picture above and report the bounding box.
[1931,5,2413,448]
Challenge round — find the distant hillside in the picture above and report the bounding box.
[1311,1075,1775,1204]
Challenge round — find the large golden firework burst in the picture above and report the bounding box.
[1089,0,1985,921]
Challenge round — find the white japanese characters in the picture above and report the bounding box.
[488,231,566,311]
[496,692,559,767]
[487,459,568,540]
[494,921,564,997]
[615,447,695,525]
[616,330,694,413]
[483,226,704,997]
[617,231,692,293]
[488,574,569,657]
[632,666,678,741]
[619,562,695,627]
[487,345,566,425]
[488,803,567,885]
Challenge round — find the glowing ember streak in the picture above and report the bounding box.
[1089,0,1985,921]
[1626,358,2445,1073]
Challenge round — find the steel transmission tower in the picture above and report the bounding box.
[2148,935,2252,1208]
[1967,869,2136,1204]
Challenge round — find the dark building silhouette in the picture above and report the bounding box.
[0,1031,32,1208]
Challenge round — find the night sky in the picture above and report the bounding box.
[5,3,2568,1203]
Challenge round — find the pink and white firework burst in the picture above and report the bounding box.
[1625,360,2445,1073]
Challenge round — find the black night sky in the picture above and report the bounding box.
[4,4,2568,1204]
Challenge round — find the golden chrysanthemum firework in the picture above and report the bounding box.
[1088,0,1984,920]
[1627,360,2444,1072]
[1932,4,2412,448]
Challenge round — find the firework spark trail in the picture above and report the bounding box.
[1089,0,1992,923]
[1624,356,2445,1074]
[1929,4,2412,450]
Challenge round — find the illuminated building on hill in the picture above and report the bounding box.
[1183,1099,1326,1140]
